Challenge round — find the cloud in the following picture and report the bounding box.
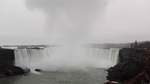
[26,0,108,43]
[26,0,150,43]
[25,0,111,69]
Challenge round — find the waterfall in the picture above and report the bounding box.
[14,49,30,69]
[86,47,120,68]
[109,48,120,66]
[14,48,50,69]
[14,46,120,71]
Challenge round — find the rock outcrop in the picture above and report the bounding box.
[0,48,14,65]
[0,64,30,77]
[106,41,150,83]
[0,48,30,78]
[106,48,145,82]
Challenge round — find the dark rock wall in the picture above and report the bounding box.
[107,60,144,82]
[0,48,29,77]
[0,48,14,65]
[118,48,145,63]
[106,48,146,82]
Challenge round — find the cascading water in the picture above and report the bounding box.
[85,47,120,68]
[14,46,120,71]
[15,49,30,69]
[14,47,54,73]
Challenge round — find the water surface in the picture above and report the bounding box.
[0,68,106,84]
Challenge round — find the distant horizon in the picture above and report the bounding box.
[0,36,146,45]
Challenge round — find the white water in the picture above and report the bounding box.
[86,48,120,68]
[14,48,53,72]
[14,46,120,71]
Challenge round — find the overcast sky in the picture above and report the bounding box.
[0,0,150,44]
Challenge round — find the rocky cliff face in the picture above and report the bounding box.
[0,48,29,78]
[0,48,15,65]
[118,48,145,63]
[106,48,146,82]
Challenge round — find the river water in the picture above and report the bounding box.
[0,68,106,84]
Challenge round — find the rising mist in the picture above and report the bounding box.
[23,0,150,70]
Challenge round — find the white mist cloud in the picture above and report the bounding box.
[25,0,111,70]
[0,0,150,44]
[1,0,150,69]
[26,0,108,44]
[25,0,150,43]
[24,0,150,69]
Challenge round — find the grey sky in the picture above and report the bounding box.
[0,0,150,44]
[0,0,48,44]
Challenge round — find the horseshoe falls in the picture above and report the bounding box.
[85,47,120,68]
[14,46,120,71]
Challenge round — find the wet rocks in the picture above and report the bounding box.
[35,69,42,72]
[0,64,30,77]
